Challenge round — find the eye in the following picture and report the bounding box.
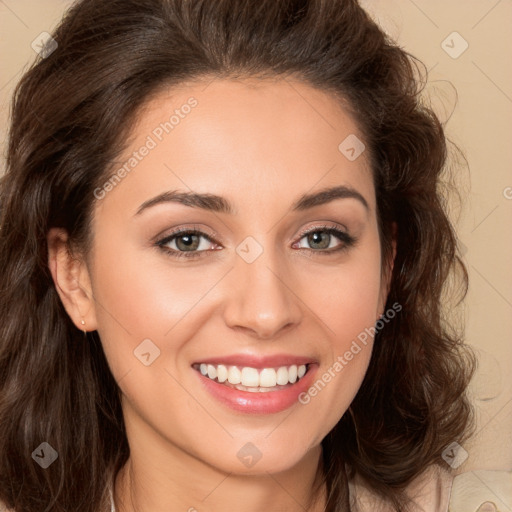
[293,225,356,254]
[156,228,219,259]
[155,224,356,260]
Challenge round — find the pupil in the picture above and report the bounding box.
[309,232,328,249]
[177,234,198,250]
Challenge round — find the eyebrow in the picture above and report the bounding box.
[135,184,369,216]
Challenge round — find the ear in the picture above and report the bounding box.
[378,221,397,316]
[47,228,98,332]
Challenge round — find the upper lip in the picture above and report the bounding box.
[192,353,317,369]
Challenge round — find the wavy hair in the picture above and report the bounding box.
[0,0,475,510]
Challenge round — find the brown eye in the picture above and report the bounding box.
[295,227,356,253]
[305,231,331,250]
[174,233,201,251]
[156,229,219,259]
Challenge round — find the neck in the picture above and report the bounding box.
[114,436,326,512]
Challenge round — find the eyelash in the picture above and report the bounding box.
[155,225,356,260]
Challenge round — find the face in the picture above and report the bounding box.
[71,78,391,475]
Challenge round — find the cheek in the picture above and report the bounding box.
[91,221,384,377]
[294,240,383,437]
[89,222,383,421]
[307,241,384,348]
[87,228,212,377]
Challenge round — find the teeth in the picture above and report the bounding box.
[207,364,217,380]
[241,367,259,387]
[276,366,289,385]
[259,368,277,387]
[227,366,241,384]
[197,363,308,389]
[217,364,228,383]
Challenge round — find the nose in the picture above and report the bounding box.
[222,245,303,340]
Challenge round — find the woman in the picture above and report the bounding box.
[0,0,475,510]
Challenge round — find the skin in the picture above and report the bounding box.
[48,77,395,512]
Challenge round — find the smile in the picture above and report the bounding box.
[192,363,308,392]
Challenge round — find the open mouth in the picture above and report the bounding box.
[192,363,310,393]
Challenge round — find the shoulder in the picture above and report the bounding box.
[449,469,512,512]
[349,465,453,511]
[349,466,512,512]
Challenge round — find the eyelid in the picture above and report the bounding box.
[292,223,356,252]
[296,222,349,239]
[156,222,348,245]
[155,222,355,259]
[154,224,220,244]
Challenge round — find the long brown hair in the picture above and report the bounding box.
[0,1,475,510]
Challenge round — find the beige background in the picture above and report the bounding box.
[1,0,511,501]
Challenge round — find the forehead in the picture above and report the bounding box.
[97,77,375,218]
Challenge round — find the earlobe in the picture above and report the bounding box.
[47,227,98,332]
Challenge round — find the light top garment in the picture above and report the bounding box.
[110,486,115,512]
[107,467,512,511]
[2,468,510,510]
[349,467,512,512]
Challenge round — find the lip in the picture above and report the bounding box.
[191,353,316,369]
[193,362,319,414]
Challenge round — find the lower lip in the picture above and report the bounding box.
[194,364,318,414]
